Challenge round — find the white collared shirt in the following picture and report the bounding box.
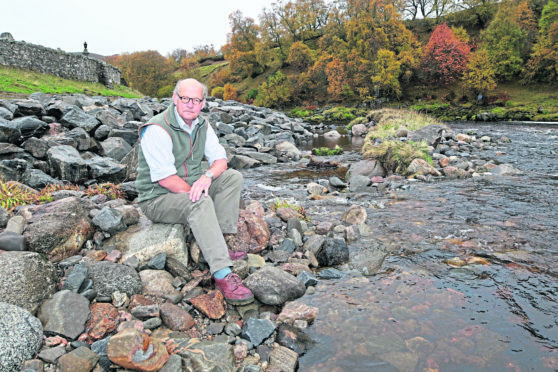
[140,108,227,182]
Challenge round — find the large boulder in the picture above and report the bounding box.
[87,261,142,298]
[244,266,306,306]
[0,251,58,314]
[20,197,95,262]
[0,302,43,372]
[104,216,189,268]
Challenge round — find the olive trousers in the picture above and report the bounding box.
[139,169,242,274]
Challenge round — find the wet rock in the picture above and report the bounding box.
[329,176,346,188]
[352,123,368,136]
[0,251,58,313]
[57,346,99,372]
[307,182,327,196]
[83,303,119,342]
[342,205,367,225]
[159,302,196,330]
[241,318,276,346]
[317,268,345,279]
[87,260,142,298]
[107,328,169,371]
[407,158,442,176]
[273,141,301,162]
[0,303,43,372]
[245,266,306,306]
[490,163,522,175]
[346,159,385,180]
[38,290,90,340]
[349,174,372,192]
[442,166,470,179]
[277,301,319,325]
[316,238,349,266]
[297,271,319,288]
[277,323,314,355]
[190,290,227,320]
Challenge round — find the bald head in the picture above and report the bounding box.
[173,79,207,98]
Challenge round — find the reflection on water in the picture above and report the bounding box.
[243,123,558,371]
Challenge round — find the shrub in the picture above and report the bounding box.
[211,86,224,99]
[362,140,431,175]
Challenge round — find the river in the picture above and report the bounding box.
[241,122,557,371]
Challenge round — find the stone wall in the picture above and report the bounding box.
[0,33,121,88]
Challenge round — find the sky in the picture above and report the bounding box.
[2,0,276,57]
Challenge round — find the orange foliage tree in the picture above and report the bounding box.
[110,51,176,97]
[223,83,238,101]
[422,22,470,85]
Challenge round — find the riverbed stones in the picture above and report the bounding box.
[0,302,43,372]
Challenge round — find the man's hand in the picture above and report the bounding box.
[188,175,211,202]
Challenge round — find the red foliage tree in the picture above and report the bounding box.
[422,22,471,85]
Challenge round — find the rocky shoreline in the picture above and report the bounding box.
[0,93,518,372]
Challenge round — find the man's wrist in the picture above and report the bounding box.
[204,171,214,180]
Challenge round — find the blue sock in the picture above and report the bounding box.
[214,267,231,279]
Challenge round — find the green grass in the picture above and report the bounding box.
[0,66,143,98]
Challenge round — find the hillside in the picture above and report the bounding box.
[0,66,143,99]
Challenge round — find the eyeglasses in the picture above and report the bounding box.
[177,94,204,105]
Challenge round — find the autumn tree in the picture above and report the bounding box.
[225,11,266,78]
[422,22,470,85]
[326,57,350,100]
[524,0,558,82]
[255,71,294,108]
[462,49,497,96]
[112,51,176,97]
[223,83,238,101]
[482,1,529,81]
[286,41,316,71]
[371,49,401,97]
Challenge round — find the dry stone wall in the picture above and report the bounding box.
[0,33,121,88]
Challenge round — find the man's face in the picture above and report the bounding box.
[173,81,205,124]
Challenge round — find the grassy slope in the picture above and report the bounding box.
[0,66,143,99]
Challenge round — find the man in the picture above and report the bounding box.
[135,78,254,305]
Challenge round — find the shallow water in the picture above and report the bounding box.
[242,123,558,371]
